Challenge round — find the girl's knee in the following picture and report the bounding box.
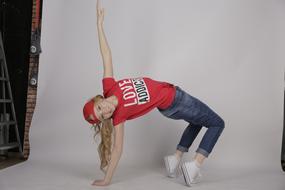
[220,118,225,128]
[217,117,225,129]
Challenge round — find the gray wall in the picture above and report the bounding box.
[30,0,284,171]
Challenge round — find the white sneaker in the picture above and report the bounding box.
[164,154,181,178]
[181,161,202,186]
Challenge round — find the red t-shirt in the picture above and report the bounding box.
[102,77,176,126]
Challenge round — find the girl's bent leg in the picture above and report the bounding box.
[176,123,203,153]
[195,115,225,157]
[171,87,225,158]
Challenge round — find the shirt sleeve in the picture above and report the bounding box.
[113,117,126,127]
[102,77,116,97]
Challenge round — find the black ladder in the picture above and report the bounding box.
[0,32,23,157]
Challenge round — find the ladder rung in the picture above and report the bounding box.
[0,99,12,103]
[0,142,19,150]
[0,121,16,126]
[0,77,8,81]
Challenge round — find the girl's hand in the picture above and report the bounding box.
[92,179,110,186]
[97,0,104,25]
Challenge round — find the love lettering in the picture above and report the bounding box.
[118,78,150,107]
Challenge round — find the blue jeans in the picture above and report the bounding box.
[158,86,225,157]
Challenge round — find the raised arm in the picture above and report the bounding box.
[97,0,113,78]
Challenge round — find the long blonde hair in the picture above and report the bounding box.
[92,95,114,174]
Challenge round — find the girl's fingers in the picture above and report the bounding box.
[97,0,100,9]
[97,0,102,13]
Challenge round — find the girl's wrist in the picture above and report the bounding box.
[103,178,111,185]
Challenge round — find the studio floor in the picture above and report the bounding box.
[0,158,284,190]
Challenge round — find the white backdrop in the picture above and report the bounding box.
[1,0,285,189]
[35,0,285,168]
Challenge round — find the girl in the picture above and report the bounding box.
[83,0,225,187]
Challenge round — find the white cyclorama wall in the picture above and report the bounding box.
[31,0,284,171]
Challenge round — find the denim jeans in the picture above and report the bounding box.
[158,86,225,157]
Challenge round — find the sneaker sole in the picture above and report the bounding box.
[181,163,192,187]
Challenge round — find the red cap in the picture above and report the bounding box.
[83,100,100,125]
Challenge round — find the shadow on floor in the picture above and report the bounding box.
[0,152,26,170]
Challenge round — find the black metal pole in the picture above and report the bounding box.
[0,0,6,41]
[281,75,285,171]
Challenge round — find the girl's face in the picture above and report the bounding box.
[93,98,115,121]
